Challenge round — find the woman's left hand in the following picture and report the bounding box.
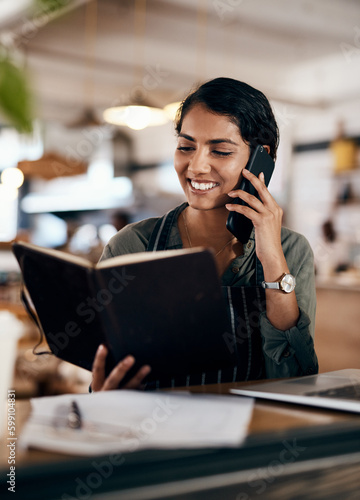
[226,168,284,268]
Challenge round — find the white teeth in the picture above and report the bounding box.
[191,181,218,191]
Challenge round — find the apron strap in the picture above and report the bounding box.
[147,203,187,252]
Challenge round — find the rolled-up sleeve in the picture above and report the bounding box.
[260,230,319,378]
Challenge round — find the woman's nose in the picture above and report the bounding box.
[188,150,211,174]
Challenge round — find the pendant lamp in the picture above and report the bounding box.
[103,0,168,131]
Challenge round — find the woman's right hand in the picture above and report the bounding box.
[91,344,151,391]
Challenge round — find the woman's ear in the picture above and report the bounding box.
[263,145,270,154]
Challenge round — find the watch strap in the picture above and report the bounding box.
[261,281,280,290]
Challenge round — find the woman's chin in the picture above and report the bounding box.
[186,197,229,212]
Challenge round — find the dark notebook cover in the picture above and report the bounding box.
[13,242,234,383]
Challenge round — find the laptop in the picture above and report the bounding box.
[231,369,360,413]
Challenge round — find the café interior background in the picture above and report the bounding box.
[0,0,360,396]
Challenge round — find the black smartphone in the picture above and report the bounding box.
[226,145,275,243]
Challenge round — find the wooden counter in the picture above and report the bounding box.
[1,385,358,469]
[1,381,360,500]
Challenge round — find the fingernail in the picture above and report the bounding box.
[228,191,236,197]
[225,204,232,210]
[260,172,265,181]
[142,365,151,375]
[123,355,135,365]
[98,344,104,352]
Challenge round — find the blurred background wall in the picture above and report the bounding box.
[0,0,359,394]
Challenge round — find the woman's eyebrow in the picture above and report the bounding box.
[178,133,195,142]
[209,138,239,146]
[178,133,238,146]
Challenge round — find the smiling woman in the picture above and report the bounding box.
[91,77,318,392]
[174,106,250,214]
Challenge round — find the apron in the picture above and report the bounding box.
[145,203,266,389]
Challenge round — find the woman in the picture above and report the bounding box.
[91,77,318,392]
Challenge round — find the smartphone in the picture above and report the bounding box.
[226,145,275,243]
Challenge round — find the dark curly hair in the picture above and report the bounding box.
[175,77,279,160]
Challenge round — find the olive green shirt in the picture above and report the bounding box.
[100,206,318,379]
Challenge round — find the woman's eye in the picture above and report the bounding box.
[212,150,232,157]
[177,147,232,156]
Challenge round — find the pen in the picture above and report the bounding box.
[67,401,82,430]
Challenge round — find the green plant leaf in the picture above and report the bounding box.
[0,58,33,133]
[34,0,71,15]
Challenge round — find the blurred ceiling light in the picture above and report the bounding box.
[103,105,169,130]
[164,101,181,121]
[1,167,24,188]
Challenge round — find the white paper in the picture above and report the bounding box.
[20,390,254,456]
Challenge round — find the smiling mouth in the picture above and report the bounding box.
[189,179,220,191]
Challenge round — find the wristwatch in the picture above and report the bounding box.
[261,273,296,293]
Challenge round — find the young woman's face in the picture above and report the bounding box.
[174,104,250,211]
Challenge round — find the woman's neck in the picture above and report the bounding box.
[179,205,243,276]
[184,205,233,244]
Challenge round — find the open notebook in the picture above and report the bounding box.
[13,241,233,386]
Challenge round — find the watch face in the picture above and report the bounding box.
[280,274,296,293]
